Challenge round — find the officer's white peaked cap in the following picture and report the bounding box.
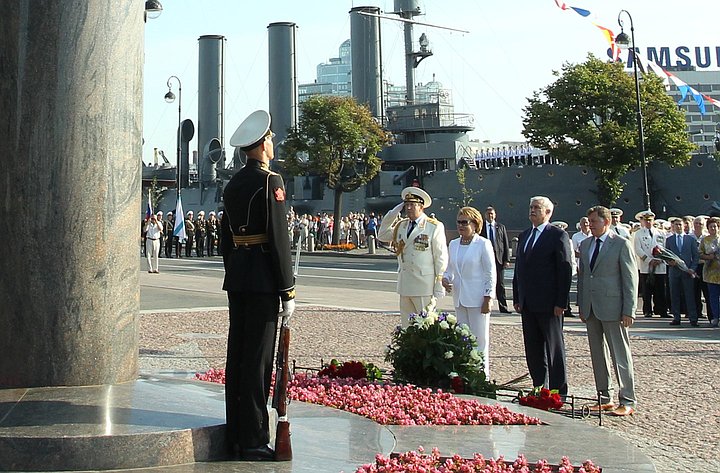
[230,110,271,150]
[401,187,432,209]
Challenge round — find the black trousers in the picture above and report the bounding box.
[185,235,194,257]
[640,272,667,315]
[495,262,508,310]
[225,292,279,451]
[694,264,713,320]
[521,309,568,395]
[196,234,206,256]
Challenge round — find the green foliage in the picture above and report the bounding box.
[282,96,391,193]
[282,96,391,243]
[149,176,165,211]
[385,309,497,397]
[523,54,695,205]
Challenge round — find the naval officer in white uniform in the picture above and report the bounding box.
[378,187,449,327]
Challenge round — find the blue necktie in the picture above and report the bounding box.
[489,224,495,245]
[525,227,538,256]
[590,238,601,270]
[407,220,416,238]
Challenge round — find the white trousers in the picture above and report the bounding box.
[399,295,434,328]
[455,305,490,377]
[146,238,160,272]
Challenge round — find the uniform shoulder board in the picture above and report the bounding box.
[426,217,439,225]
[267,169,280,176]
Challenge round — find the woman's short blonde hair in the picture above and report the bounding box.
[458,206,484,234]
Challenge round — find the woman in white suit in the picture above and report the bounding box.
[442,207,497,376]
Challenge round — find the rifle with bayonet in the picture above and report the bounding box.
[272,316,292,461]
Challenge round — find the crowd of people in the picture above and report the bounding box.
[285,210,382,250]
[141,210,223,273]
[375,187,720,420]
[142,176,719,425]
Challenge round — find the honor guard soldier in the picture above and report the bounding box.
[221,110,295,461]
[378,186,448,327]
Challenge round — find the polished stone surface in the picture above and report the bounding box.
[0,0,142,387]
[0,375,654,472]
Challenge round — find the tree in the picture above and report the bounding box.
[523,54,695,206]
[282,96,392,244]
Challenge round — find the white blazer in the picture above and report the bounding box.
[444,234,496,308]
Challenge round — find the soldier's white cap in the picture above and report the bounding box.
[610,208,623,217]
[187,210,193,216]
[209,211,216,216]
[551,221,568,230]
[634,210,655,221]
[230,110,271,151]
[167,211,173,216]
[401,186,432,209]
[198,210,205,216]
[156,211,163,215]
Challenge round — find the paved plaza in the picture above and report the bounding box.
[137,252,720,473]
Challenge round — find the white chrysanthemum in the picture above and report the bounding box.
[448,371,459,378]
[446,314,457,324]
[439,320,450,330]
[470,349,481,361]
[444,350,454,359]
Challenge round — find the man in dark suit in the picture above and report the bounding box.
[480,206,511,313]
[666,217,700,327]
[221,110,296,461]
[577,206,638,417]
[512,196,573,395]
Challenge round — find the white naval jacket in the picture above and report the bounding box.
[378,213,448,297]
[444,234,496,308]
[633,227,667,275]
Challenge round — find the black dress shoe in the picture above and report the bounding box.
[643,313,653,318]
[239,445,275,461]
[659,313,672,318]
[499,308,512,314]
[669,320,680,326]
[690,321,700,327]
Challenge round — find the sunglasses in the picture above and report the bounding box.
[457,219,471,226]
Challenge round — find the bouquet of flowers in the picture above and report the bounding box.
[652,245,696,278]
[385,306,497,397]
[518,387,564,411]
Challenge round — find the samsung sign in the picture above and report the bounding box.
[618,46,720,69]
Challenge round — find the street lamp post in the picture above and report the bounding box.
[164,76,182,196]
[615,10,651,211]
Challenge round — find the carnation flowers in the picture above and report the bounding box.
[355,447,601,473]
[385,307,496,397]
[290,374,540,426]
[518,387,564,411]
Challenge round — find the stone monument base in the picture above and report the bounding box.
[0,375,233,471]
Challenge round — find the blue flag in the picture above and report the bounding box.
[173,195,186,240]
[145,188,154,221]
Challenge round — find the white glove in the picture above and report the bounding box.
[279,299,296,321]
[433,280,446,299]
[388,202,405,219]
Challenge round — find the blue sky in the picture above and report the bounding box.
[143,0,720,165]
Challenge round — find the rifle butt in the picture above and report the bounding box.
[274,419,292,461]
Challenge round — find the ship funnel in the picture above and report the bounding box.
[268,22,298,170]
[350,7,382,118]
[197,35,226,185]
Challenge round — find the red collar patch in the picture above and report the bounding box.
[274,187,285,202]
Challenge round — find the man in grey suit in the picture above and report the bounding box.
[666,217,700,327]
[577,206,638,417]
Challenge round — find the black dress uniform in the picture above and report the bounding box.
[221,158,295,454]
